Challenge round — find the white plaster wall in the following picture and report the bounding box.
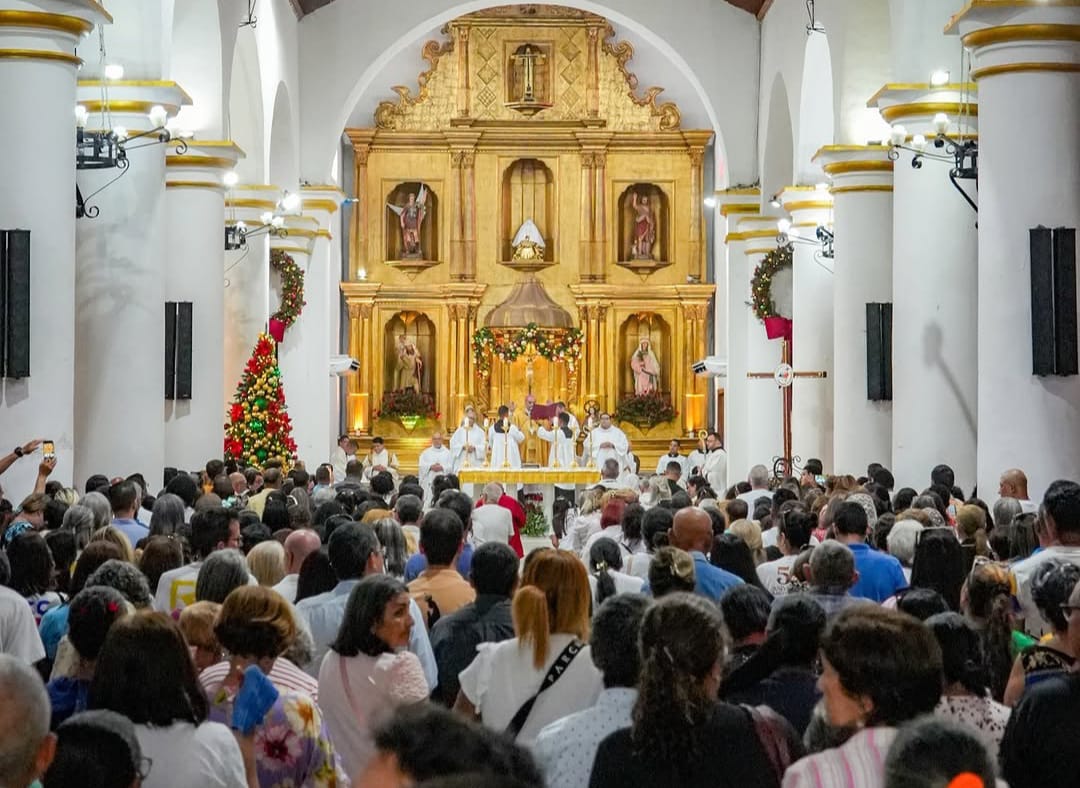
[166,0,224,135]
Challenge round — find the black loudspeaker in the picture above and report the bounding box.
[1031,226,1078,377]
[0,230,31,379]
[164,301,194,400]
[866,302,893,401]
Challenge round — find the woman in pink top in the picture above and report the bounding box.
[318,575,429,780]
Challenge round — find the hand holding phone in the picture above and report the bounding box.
[42,441,55,460]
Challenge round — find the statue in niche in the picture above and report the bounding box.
[630,337,661,395]
[395,334,423,390]
[512,218,546,261]
[631,191,656,260]
[387,184,428,259]
[512,44,546,103]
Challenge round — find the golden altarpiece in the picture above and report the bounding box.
[341,5,714,472]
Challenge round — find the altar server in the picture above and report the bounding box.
[418,430,452,504]
[487,405,525,469]
[449,406,486,473]
[587,412,629,470]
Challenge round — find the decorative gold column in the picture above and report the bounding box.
[681,302,710,432]
[593,150,609,279]
[462,150,477,280]
[578,154,596,281]
[348,131,375,280]
[341,282,380,435]
[586,24,601,121]
[454,24,471,120]
[684,137,709,282]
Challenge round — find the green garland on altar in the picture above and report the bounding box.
[472,323,585,379]
[270,249,306,328]
[750,245,792,322]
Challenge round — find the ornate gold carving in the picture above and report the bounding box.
[601,25,681,131]
[374,39,455,129]
[355,146,371,166]
[451,150,476,168]
[581,151,607,168]
[688,148,705,168]
[683,303,709,321]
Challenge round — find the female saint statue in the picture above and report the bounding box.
[631,191,656,260]
[395,335,423,390]
[630,338,661,395]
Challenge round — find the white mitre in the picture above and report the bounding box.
[512,219,546,249]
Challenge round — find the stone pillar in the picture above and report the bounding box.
[0,2,109,494]
[871,84,979,491]
[74,81,190,486]
[163,142,243,471]
[949,4,1080,500]
[813,146,895,475]
[780,186,834,471]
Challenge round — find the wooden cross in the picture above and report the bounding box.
[746,339,827,476]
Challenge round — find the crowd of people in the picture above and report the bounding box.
[0,436,1077,788]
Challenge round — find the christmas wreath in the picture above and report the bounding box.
[750,245,793,322]
[472,323,584,379]
[270,249,306,331]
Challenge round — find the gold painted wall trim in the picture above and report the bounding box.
[867,84,976,107]
[268,245,310,256]
[0,11,93,36]
[821,160,894,176]
[745,247,777,256]
[302,199,340,214]
[880,102,978,124]
[720,203,759,217]
[830,184,894,195]
[165,180,224,190]
[815,144,891,154]
[784,200,833,213]
[963,23,1080,48]
[971,61,1080,80]
[80,99,181,115]
[226,198,276,210]
[166,155,236,170]
[947,0,1080,32]
[0,48,80,66]
[715,187,761,196]
[78,80,194,104]
[726,229,778,243]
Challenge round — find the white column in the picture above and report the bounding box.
[302,185,346,453]
[74,81,190,486]
[0,2,109,495]
[780,186,834,471]
[813,146,895,475]
[871,85,979,491]
[163,142,243,470]
[951,5,1080,500]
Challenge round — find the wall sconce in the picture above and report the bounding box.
[888,116,978,214]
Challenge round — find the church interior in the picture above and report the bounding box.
[1,0,1078,502]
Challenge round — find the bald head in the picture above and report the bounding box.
[670,507,713,554]
[999,468,1030,500]
[283,529,322,574]
[0,655,54,787]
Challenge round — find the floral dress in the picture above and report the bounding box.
[207,682,348,787]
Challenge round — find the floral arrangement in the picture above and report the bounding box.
[750,245,792,322]
[472,323,584,379]
[270,249,306,329]
[224,332,297,468]
[614,390,677,429]
[522,492,549,537]
[376,388,437,420]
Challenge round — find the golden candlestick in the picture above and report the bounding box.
[502,418,511,469]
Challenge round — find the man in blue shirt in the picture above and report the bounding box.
[108,480,148,549]
[833,500,906,602]
[669,507,743,602]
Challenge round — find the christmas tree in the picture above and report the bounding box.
[224,332,297,468]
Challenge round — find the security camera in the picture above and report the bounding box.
[329,356,360,376]
[692,357,727,377]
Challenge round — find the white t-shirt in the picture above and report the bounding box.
[587,569,644,606]
[271,574,299,604]
[738,488,774,510]
[0,585,45,663]
[154,562,202,613]
[471,504,513,547]
[1011,545,1080,636]
[135,721,246,788]
[756,554,799,597]
[458,634,603,745]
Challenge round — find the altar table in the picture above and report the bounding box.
[457,467,601,533]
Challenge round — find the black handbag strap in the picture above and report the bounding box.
[504,638,583,738]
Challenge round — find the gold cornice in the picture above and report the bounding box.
[867,84,976,107]
[301,183,346,193]
[302,199,340,214]
[84,0,112,23]
[830,184,895,195]
[971,61,1080,79]
[783,200,834,213]
[720,203,759,217]
[166,155,236,170]
[226,198,276,211]
[822,160,894,175]
[268,245,311,256]
[79,99,180,115]
[0,11,93,36]
[715,187,760,196]
[0,49,80,66]
[947,0,1080,32]
[725,229,778,243]
[745,247,777,256]
[963,23,1080,47]
[880,102,978,124]
[78,80,193,105]
[814,145,891,155]
[165,180,224,191]
[231,184,279,191]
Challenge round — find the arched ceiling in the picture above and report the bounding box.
[290,0,769,18]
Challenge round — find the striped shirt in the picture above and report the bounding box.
[199,657,319,703]
[782,726,896,788]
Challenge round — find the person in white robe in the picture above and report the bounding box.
[487,406,525,469]
[449,406,487,473]
[361,437,400,485]
[538,412,578,497]
[417,430,452,506]
[587,413,628,470]
[701,431,728,494]
[655,439,689,477]
[329,434,355,483]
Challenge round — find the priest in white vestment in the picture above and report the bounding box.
[329,434,355,483]
[487,406,525,469]
[418,430,452,506]
[361,437,400,484]
[538,412,578,494]
[655,439,689,477]
[449,406,487,473]
[587,412,628,470]
[701,431,728,493]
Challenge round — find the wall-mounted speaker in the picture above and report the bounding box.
[0,230,31,379]
[165,301,193,400]
[1031,226,1078,377]
[866,302,892,402]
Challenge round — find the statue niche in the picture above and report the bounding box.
[501,158,556,271]
[617,183,671,270]
[383,312,436,398]
[505,42,553,116]
[619,313,671,399]
[385,182,439,266]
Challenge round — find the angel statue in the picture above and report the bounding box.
[387,184,428,259]
[631,191,656,260]
[631,337,661,395]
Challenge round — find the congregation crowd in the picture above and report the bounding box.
[1,437,1079,788]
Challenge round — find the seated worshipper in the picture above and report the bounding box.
[358,704,543,788]
[647,546,696,598]
[87,612,250,788]
[718,584,772,671]
[804,540,873,621]
[0,654,56,788]
[404,490,477,581]
[245,538,285,587]
[581,498,628,559]
[46,587,129,728]
[883,717,999,788]
[83,559,152,610]
[618,502,648,557]
[642,474,672,508]
[362,437,401,486]
[956,503,992,572]
[895,588,949,621]
[723,594,826,735]
[904,528,966,613]
[295,522,436,685]
[663,507,742,602]
[455,549,602,745]
[713,531,771,595]
[178,601,222,673]
[587,537,644,607]
[153,506,241,614]
[318,575,430,781]
[534,594,650,788]
[757,509,815,596]
[408,508,476,623]
[781,606,944,788]
[925,612,1011,762]
[202,586,346,786]
[430,542,518,707]
[194,549,252,604]
[1002,558,1079,706]
[832,500,907,603]
[737,464,774,509]
[962,561,1026,703]
[1000,572,1080,788]
[272,528,321,603]
[43,709,148,788]
[998,468,1038,514]
[590,593,801,788]
[471,483,513,548]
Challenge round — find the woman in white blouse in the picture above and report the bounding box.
[455,548,602,745]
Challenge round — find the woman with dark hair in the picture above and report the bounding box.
[1003,558,1080,706]
[926,612,1010,761]
[627,506,675,581]
[784,607,943,786]
[295,547,337,603]
[318,574,429,780]
[587,536,643,607]
[619,502,647,555]
[711,533,771,596]
[893,487,918,513]
[138,535,184,596]
[260,491,291,532]
[38,540,124,664]
[7,531,61,622]
[909,528,966,611]
[88,611,249,788]
[590,593,798,787]
[963,561,1028,702]
[45,530,76,596]
[373,518,409,579]
[719,584,773,671]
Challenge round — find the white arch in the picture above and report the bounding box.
[326,0,730,184]
[268,81,297,190]
[761,74,794,205]
[796,33,835,183]
[167,0,224,135]
[228,26,265,182]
